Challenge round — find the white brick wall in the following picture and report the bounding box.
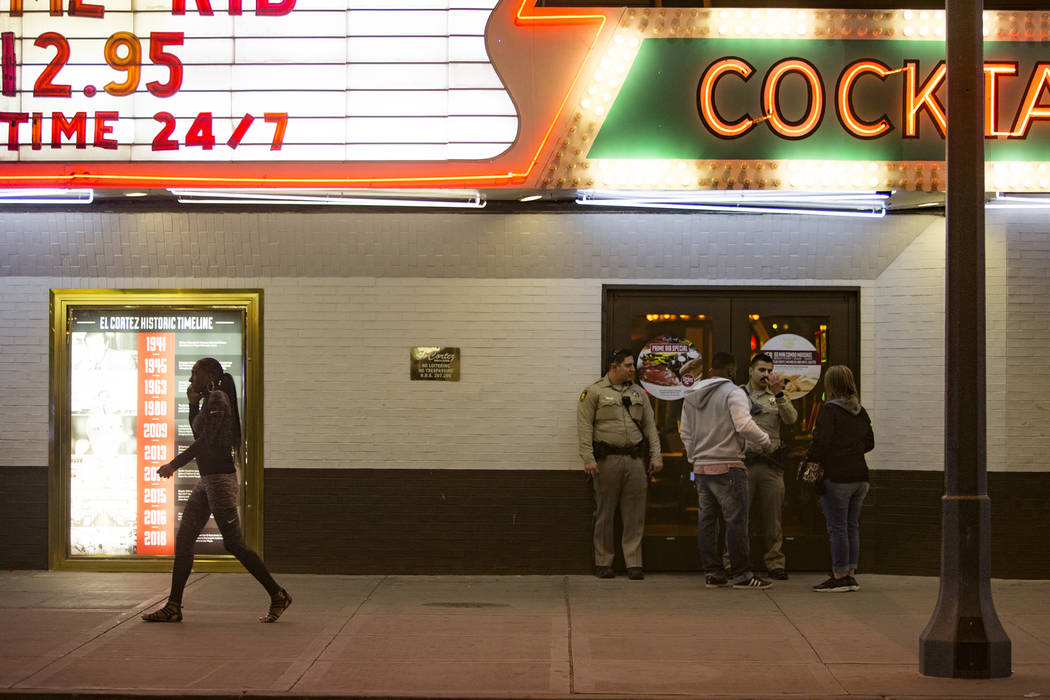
[1,207,1045,473]
[1002,209,1050,471]
[873,219,947,472]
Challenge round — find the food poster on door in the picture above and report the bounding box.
[760,333,822,401]
[68,309,243,558]
[636,335,702,401]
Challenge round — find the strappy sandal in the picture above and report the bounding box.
[260,588,292,623]
[141,601,182,622]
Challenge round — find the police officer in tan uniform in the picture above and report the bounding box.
[740,352,798,579]
[577,348,662,579]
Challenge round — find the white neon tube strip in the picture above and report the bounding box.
[987,193,1050,208]
[575,196,886,219]
[170,189,485,208]
[0,189,94,204]
[580,189,891,205]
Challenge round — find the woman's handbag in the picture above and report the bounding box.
[797,460,824,484]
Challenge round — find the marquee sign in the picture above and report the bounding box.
[2,1,1050,190]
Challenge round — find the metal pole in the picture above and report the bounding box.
[918,0,1010,678]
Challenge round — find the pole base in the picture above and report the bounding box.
[919,495,1011,679]
[920,630,1011,678]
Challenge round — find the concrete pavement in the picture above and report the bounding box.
[1,570,1049,699]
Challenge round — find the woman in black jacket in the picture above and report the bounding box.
[806,365,874,593]
[141,357,291,623]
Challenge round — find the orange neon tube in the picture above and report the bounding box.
[1009,62,1050,138]
[837,60,893,139]
[698,58,755,138]
[984,63,1017,137]
[904,60,947,138]
[762,59,824,139]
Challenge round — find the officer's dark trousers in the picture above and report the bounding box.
[592,454,648,568]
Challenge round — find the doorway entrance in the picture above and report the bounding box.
[603,286,860,572]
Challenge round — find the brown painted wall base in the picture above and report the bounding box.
[262,469,595,574]
[262,468,1050,579]
[2,466,49,570]
[4,467,1048,578]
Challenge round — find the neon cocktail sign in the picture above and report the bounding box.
[697,57,1049,140]
[589,38,1050,162]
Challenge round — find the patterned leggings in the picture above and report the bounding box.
[168,473,279,605]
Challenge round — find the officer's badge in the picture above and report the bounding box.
[579,389,588,402]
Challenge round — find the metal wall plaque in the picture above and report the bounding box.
[411,347,460,381]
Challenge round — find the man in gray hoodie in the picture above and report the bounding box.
[680,352,773,590]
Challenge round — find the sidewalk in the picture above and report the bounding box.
[1,571,1048,699]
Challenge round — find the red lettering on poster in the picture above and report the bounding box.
[137,332,175,555]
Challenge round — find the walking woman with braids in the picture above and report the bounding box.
[141,357,291,623]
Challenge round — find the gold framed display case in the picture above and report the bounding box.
[49,289,263,572]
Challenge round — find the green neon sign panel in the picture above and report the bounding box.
[588,38,1050,161]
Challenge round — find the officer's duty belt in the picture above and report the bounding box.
[593,440,647,460]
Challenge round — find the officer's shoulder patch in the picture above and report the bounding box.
[579,389,589,403]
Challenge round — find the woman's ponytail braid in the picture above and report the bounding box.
[199,357,243,452]
[219,371,243,449]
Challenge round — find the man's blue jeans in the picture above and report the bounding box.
[696,469,752,584]
[819,481,870,576]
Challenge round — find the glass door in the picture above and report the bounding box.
[731,292,856,570]
[604,291,731,569]
[604,286,859,571]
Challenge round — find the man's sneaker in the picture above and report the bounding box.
[595,566,614,579]
[732,576,773,590]
[768,568,789,580]
[626,567,645,580]
[845,576,860,591]
[812,576,852,592]
[704,574,728,588]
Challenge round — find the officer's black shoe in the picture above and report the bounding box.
[595,566,615,579]
[768,568,789,580]
[626,567,645,580]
